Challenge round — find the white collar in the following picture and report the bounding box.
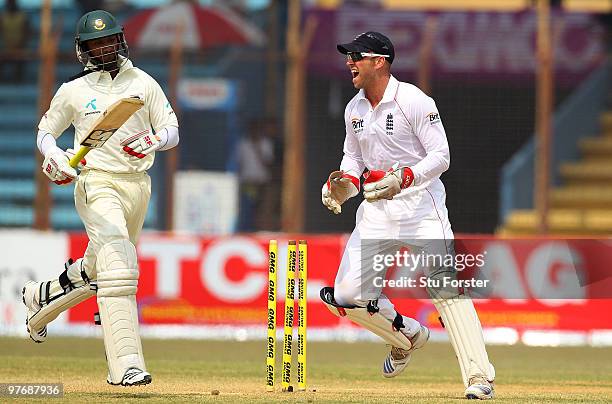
[355,75,399,106]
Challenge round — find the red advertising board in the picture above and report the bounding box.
[67,234,612,334]
[67,234,346,328]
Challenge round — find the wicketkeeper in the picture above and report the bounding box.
[22,10,179,386]
[320,32,495,399]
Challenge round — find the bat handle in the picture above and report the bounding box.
[69,146,90,168]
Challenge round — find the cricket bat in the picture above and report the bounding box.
[69,97,145,168]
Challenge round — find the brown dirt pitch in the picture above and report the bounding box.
[1,337,611,403]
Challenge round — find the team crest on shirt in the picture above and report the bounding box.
[386,113,393,135]
[428,112,441,125]
[351,117,364,134]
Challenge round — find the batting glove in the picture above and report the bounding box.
[121,131,162,159]
[363,164,414,202]
[321,170,359,214]
[41,148,78,185]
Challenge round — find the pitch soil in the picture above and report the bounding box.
[1,337,611,403]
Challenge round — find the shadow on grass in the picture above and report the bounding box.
[86,392,213,400]
[97,393,157,399]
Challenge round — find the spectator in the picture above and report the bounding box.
[237,119,275,231]
[0,0,30,82]
[259,117,282,230]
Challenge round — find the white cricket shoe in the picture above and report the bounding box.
[108,368,152,386]
[22,280,47,343]
[382,324,430,378]
[465,376,495,400]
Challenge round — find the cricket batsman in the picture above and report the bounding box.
[22,10,179,386]
[320,32,495,399]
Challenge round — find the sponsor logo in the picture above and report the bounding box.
[85,98,97,110]
[164,101,175,116]
[93,19,106,30]
[351,117,364,133]
[386,113,393,135]
[84,98,100,116]
[428,112,441,125]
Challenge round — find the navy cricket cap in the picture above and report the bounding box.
[337,31,395,64]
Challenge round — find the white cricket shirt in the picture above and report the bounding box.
[340,75,450,192]
[38,58,178,173]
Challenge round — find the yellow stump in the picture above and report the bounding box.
[282,240,297,392]
[266,240,278,392]
[297,240,308,391]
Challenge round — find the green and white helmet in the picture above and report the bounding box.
[74,10,129,70]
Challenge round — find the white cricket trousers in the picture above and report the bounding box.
[334,181,453,335]
[76,169,151,278]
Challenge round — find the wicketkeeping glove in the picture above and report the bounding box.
[121,131,162,159]
[363,164,414,202]
[41,148,78,185]
[321,171,359,214]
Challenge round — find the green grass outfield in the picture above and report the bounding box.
[1,337,611,403]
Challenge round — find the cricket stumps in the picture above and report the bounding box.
[266,239,307,393]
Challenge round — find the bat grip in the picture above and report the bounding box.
[69,146,90,168]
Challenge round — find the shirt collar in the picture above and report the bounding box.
[381,75,399,104]
[356,75,399,105]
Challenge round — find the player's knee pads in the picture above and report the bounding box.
[28,258,95,332]
[425,264,462,300]
[96,239,146,384]
[97,238,139,297]
[320,287,412,350]
[432,293,495,387]
[97,270,138,297]
[97,238,139,275]
[41,258,91,303]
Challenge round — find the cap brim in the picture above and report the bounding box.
[337,42,369,54]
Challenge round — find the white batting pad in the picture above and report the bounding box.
[320,287,412,350]
[28,285,95,333]
[431,294,495,387]
[27,258,95,334]
[96,239,146,384]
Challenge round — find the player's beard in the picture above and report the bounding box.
[85,41,128,73]
[94,55,119,73]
